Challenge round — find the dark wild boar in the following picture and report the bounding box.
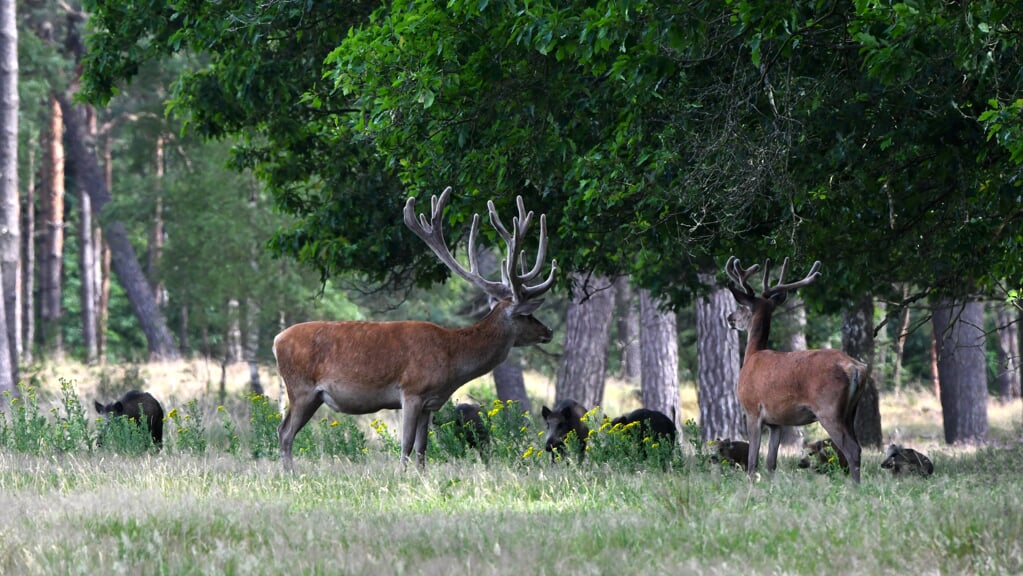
[610,408,677,447]
[881,444,934,477]
[434,402,489,449]
[95,390,165,448]
[542,399,589,461]
[709,438,750,470]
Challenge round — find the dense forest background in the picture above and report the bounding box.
[0,1,1020,444]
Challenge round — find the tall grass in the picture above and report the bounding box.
[0,378,1021,575]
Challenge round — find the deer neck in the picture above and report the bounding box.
[452,307,517,381]
[744,301,774,357]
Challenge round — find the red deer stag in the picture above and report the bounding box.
[725,256,866,482]
[273,187,557,470]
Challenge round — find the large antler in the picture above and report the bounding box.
[726,256,821,301]
[725,256,761,297]
[404,187,557,303]
[760,257,822,300]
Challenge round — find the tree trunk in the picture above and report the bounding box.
[244,297,263,395]
[933,299,988,444]
[614,276,641,382]
[0,0,17,398]
[20,136,34,366]
[147,135,166,306]
[842,295,882,448]
[695,278,744,442]
[493,357,530,413]
[994,303,1020,403]
[891,284,913,395]
[58,95,180,360]
[639,289,678,426]
[226,298,242,363]
[555,273,615,410]
[77,108,98,364]
[40,95,64,359]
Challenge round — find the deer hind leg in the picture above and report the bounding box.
[765,424,783,473]
[400,395,425,468]
[413,409,433,468]
[745,415,763,479]
[278,391,323,471]
[819,418,861,483]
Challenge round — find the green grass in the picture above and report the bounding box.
[1,374,1021,575]
[1,445,1022,574]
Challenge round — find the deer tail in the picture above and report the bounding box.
[844,361,867,434]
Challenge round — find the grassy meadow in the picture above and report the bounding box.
[0,360,1021,575]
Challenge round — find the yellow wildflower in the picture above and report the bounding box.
[167,408,179,419]
[522,446,535,459]
[330,419,340,428]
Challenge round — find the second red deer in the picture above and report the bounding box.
[725,256,866,482]
[273,188,557,471]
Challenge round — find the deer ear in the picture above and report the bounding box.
[94,401,104,413]
[541,406,552,418]
[727,285,755,307]
[511,299,543,316]
[769,292,788,305]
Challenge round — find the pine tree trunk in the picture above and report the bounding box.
[695,277,744,442]
[244,297,263,395]
[892,284,913,395]
[226,298,242,363]
[614,276,641,382]
[78,175,98,363]
[58,95,180,360]
[20,136,34,366]
[40,95,64,359]
[147,136,166,306]
[555,273,615,410]
[0,0,17,397]
[639,289,678,425]
[842,296,882,448]
[933,299,988,444]
[493,357,530,413]
[994,304,1020,403]
[77,108,98,364]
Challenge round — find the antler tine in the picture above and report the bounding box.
[487,196,557,303]
[404,187,510,300]
[763,258,822,298]
[725,256,760,296]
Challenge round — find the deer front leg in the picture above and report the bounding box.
[765,425,783,473]
[413,409,432,468]
[400,396,425,468]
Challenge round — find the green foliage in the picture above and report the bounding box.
[217,405,240,456]
[167,401,206,455]
[247,394,281,460]
[317,416,368,461]
[96,413,155,455]
[3,386,49,454]
[49,379,95,453]
[583,414,678,470]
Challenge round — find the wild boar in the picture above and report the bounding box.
[881,444,934,477]
[542,399,589,461]
[95,390,165,448]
